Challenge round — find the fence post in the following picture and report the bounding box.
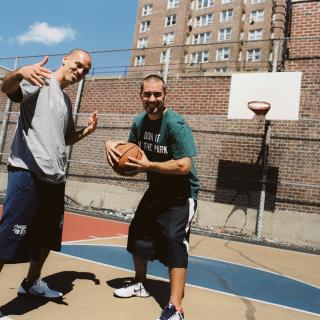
[255,39,279,238]
[256,120,272,239]
[0,57,19,164]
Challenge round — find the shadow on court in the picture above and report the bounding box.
[0,271,100,317]
[107,277,170,309]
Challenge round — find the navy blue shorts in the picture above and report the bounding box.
[127,190,197,268]
[0,167,65,263]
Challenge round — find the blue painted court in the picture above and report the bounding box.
[61,244,320,315]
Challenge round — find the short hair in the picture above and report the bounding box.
[68,48,91,59]
[140,74,166,94]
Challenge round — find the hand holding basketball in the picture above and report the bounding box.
[105,141,144,176]
[113,143,143,176]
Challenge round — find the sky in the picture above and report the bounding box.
[0,0,139,74]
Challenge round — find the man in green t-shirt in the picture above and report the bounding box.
[106,75,199,320]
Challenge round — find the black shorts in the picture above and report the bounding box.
[0,167,65,263]
[127,190,197,268]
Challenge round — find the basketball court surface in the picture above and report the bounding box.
[0,211,319,320]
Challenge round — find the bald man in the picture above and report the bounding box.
[0,49,97,298]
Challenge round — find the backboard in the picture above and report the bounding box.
[228,72,302,120]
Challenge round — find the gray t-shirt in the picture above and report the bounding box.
[8,75,75,184]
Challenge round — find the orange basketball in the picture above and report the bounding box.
[113,142,143,176]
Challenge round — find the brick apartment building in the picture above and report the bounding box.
[130,0,288,75]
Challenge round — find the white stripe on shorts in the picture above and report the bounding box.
[183,198,196,252]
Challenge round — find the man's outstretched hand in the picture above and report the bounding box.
[17,56,52,87]
[84,111,98,135]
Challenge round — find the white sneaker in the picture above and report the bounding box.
[18,278,63,299]
[113,280,150,298]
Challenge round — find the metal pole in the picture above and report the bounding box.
[0,57,19,164]
[163,48,171,83]
[256,120,271,239]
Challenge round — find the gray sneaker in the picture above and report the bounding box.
[18,278,63,299]
[113,280,150,298]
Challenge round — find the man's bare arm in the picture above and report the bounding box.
[1,56,51,98]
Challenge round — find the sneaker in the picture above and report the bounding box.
[157,304,184,320]
[18,278,63,299]
[113,280,150,298]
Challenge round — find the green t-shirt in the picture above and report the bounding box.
[129,108,200,200]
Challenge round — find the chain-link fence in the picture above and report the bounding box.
[0,112,318,252]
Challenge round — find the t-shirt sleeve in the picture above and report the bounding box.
[169,121,197,159]
[20,80,40,102]
[128,122,138,144]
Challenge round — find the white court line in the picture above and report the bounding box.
[61,241,320,291]
[191,253,320,290]
[53,250,320,318]
[64,211,320,258]
[66,211,130,225]
[62,234,127,244]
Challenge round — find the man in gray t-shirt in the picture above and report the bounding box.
[0,49,97,299]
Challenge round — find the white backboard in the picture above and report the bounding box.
[228,72,302,120]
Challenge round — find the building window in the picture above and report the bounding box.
[165,15,177,27]
[163,32,175,45]
[140,21,150,33]
[252,0,264,4]
[247,49,261,61]
[167,0,179,9]
[137,38,148,49]
[221,0,233,4]
[191,51,209,63]
[196,0,214,10]
[195,14,213,27]
[135,56,145,66]
[216,48,230,61]
[193,32,212,44]
[218,28,232,41]
[220,10,233,22]
[142,4,152,16]
[250,10,264,22]
[248,29,263,40]
[160,50,172,63]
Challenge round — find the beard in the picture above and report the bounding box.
[144,101,165,115]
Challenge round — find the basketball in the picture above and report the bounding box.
[113,142,143,176]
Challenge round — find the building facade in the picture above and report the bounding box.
[130,0,287,75]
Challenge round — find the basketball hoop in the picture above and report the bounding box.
[247,101,271,121]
